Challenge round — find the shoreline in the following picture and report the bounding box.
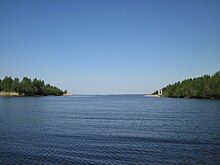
[63,93,72,96]
[0,92,20,96]
[144,94,161,97]
[0,92,71,97]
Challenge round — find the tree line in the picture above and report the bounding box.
[154,71,220,99]
[0,76,67,96]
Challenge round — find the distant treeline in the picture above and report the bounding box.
[154,71,220,99]
[0,76,67,96]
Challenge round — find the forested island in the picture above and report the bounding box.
[154,71,220,99]
[0,76,67,96]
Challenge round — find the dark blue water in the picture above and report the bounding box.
[0,95,220,164]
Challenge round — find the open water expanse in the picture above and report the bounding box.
[0,95,220,164]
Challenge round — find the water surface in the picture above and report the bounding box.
[0,95,220,164]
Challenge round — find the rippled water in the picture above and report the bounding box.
[0,95,220,164]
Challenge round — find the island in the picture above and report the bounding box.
[0,76,67,96]
[153,71,220,99]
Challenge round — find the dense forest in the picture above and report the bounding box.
[154,71,220,99]
[0,76,67,96]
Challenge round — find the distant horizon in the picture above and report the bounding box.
[1,0,219,94]
[69,91,149,95]
[1,70,219,95]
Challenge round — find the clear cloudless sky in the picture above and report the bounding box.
[0,0,220,94]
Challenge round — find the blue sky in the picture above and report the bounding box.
[0,0,220,94]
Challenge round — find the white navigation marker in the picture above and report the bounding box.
[158,89,162,96]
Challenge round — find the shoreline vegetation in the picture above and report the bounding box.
[0,76,67,96]
[153,71,220,99]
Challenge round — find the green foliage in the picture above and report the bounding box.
[1,76,13,92]
[0,76,67,96]
[156,71,220,99]
[0,79,2,91]
[11,78,20,92]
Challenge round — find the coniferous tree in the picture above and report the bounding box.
[0,76,67,96]
[153,71,220,99]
